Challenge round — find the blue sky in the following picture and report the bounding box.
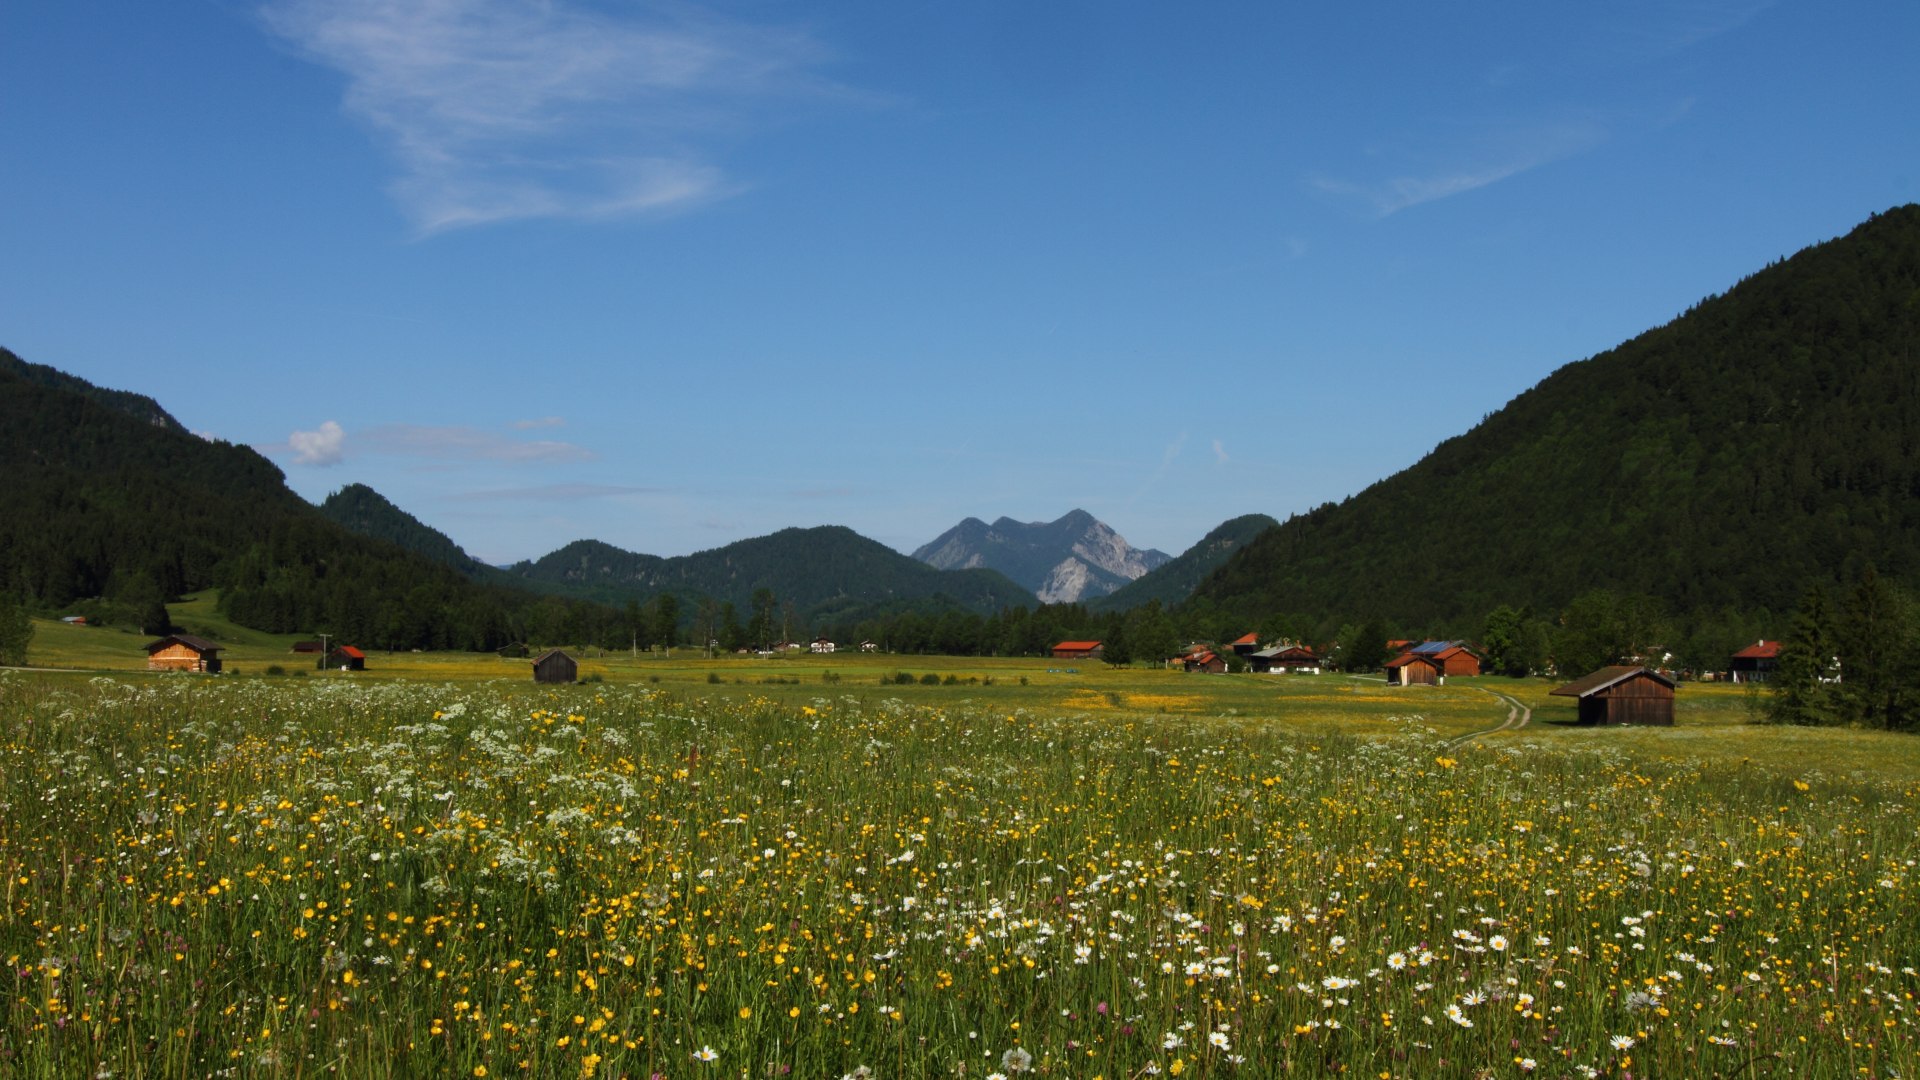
[4,1,1916,564]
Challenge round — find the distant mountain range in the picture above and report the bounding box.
[912,509,1171,603]
[500,530,1036,623]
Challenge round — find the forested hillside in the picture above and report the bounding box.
[507,528,1036,627]
[0,351,619,649]
[318,483,489,576]
[1092,513,1278,611]
[1193,205,1920,631]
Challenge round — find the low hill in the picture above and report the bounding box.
[1091,513,1279,612]
[1191,204,1920,628]
[507,527,1036,623]
[318,483,489,576]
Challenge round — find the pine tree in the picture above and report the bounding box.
[1770,587,1840,726]
[0,593,31,666]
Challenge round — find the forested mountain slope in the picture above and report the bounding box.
[0,352,615,649]
[319,483,489,577]
[1091,513,1278,612]
[1192,205,1920,627]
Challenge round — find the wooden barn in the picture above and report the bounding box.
[1729,640,1781,683]
[1249,644,1322,674]
[532,649,578,684]
[322,645,366,671]
[1550,666,1676,726]
[497,641,531,659]
[291,640,323,654]
[1228,633,1261,657]
[1408,640,1483,677]
[145,634,222,673]
[1052,640,1104,660]
[1384,651,1441,686]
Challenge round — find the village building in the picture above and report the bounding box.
[532,649,578,684]
[1550,665,1676,725]
[810,637,836,654]
[1729,640,1781,683]
[145,634,222,673]
[322,645,366,671]
[1249,644,1322,674]
[1182,649,1226,674]
[1384,651,1441,686]
[859,640,878,652]
[1228,632,1261,657]
[1052,640,1104,660]
[497,642,531,658]
[291,640,323,653]
[1408,640,1483,677]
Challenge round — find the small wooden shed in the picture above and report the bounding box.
[497,641,531,659]
[145,634,222,673]
[1182,649,1226,674]
[1384,651,1440,686]
[322,645,366,671]
[532,649,578,684]
[1550,665,1675,726]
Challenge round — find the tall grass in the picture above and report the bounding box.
[1,673,1914,1078]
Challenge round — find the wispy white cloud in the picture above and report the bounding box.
[261,0,848,233]
[288,420,347,465]
[449,482,658,502]
[359,423,594,463]
[510,415,566,430]
[1312,119,1606,217]
[1212,439,1229,465]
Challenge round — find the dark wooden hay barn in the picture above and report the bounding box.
[532,649,578,684]
[1550,665,1675,726]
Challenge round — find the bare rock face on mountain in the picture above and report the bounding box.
[912,509,1170,603]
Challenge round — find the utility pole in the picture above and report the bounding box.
[318,632,330,671]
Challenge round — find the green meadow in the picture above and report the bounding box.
[4,601,1918,1078]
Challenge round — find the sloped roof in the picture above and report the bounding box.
[1230,633,1259,646]
[145,634,218,654]
[1550,665,1675,698]
[533,649,575,664]
[1731,640,1781,659]
[1252,645,1319,660]
[1383,651,1438,669]
[1054,640,1103,651]
[334,645,365,659]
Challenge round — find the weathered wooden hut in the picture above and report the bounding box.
[322,645,366,671]
[1550,665,1675,725]
[497,641,531,659]
[1051,640,1104,660]
[291,640,324,654]
[1384,651,1440,686]
[145,634,222,673]
[532,649,578,684]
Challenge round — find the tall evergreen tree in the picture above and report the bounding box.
[0,593,31,666]
[1770,587,1841,726]
[1836,566,1916,731]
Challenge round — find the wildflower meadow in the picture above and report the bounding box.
[1,671,1915,1078]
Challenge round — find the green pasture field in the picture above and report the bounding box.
[1,661,1915,1079]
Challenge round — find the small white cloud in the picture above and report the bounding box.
[1213,439,1230,464]
[289,420,347,466]
[510,416,567,430]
